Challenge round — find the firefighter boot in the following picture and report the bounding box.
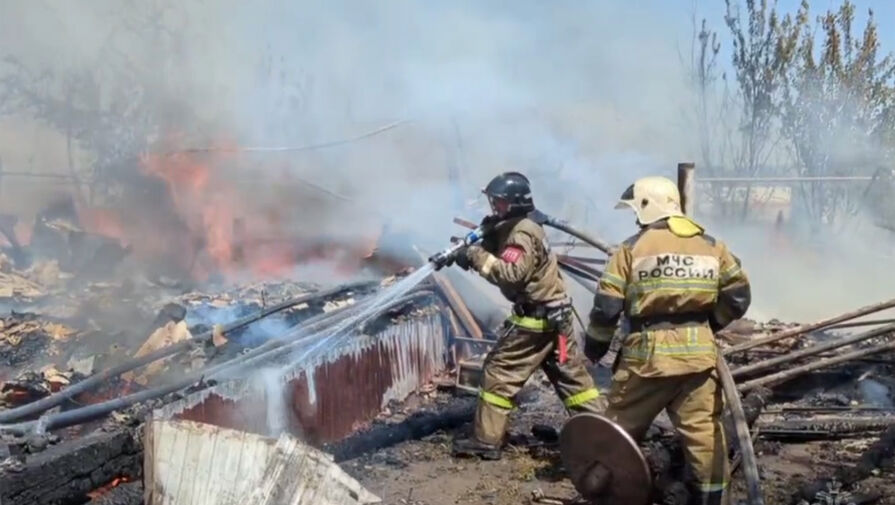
[451,436,502,460]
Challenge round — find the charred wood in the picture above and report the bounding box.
[87,481,143,505]
[0,428,141,505]
[793,426,895,503]
[1,287,434,435]
[558,265,597,294]
[325,397,476,462]
[731,323,895,379]
[0,281,376,423]
[757,416,895,439]
[739,341,895,393]
[724,387,772,454]
[724,298,895,355]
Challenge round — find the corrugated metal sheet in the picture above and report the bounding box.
[155,307,451,444]
[144,418,380,505]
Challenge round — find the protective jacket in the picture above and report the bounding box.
[588,215,751,501]
[586,216,751,377]
[459,215,600,447]
[467,216,566,308]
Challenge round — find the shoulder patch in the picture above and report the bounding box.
[500,245,525,264]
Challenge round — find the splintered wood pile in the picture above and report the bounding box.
[0,265,478,505]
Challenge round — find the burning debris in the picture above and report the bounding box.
[0,257,480,504]
[0,225,891,505]
[0,166,892,505]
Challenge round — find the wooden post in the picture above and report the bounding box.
[677,162,695,216]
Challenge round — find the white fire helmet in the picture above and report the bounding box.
[615,176,683,225]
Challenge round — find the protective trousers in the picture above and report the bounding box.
[475,317,600,445]
[604,365,729,501]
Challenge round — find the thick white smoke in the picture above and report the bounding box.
[1,1,893,322]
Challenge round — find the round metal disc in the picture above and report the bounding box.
[559,413,652,505]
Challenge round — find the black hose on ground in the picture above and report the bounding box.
[0,289,435,435]
[0,281,377,423]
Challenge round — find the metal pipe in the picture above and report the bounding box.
[0,300,365,433]
[672,165,763,503]
[0,289,435,435]
[558,256,603,279]
[739,340,895,393]
[0,282,376,423]
[556,254,606,265]
[542,217,614,255]
[723,298,895,355]
[550,241,603,250]
[677,162,696,216]
[452,336,496,344]
[698,176,873,183]
[731,322,895,378]
[558,263,599,289]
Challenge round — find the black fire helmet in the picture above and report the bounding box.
[482,172,535,217]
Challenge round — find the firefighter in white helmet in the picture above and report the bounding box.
[585,176,751,505]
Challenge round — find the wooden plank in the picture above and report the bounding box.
[430,271,484,341]
[145,419,379,505]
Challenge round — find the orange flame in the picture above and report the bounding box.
[79,208,128,245]
[140,141,239,280]
[87,476,132,499]
[36,134,402,283]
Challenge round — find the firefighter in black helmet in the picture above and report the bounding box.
[448,172,601,460]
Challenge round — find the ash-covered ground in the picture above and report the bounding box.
[345,369,895,505]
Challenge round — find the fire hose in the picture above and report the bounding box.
[0,289,435,436]
[540,215,614,255]
[717,355,764,505]
[446,213,763,501]
[540,215,763,502]
[451,213,614,256]
[0,281,378,423]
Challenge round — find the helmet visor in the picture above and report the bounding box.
[488,195,510,216]
[615,184,636,210]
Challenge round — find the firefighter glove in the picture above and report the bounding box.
[480,214,501,228]
[454,246,472,270]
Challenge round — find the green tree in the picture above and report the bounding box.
[780,1,895,231]
[723,0,804,221]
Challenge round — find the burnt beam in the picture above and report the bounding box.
[0,428,142,505]
[325,397,476,462]
[724,298,895,355]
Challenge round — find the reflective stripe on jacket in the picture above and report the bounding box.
[586,216,751,377]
